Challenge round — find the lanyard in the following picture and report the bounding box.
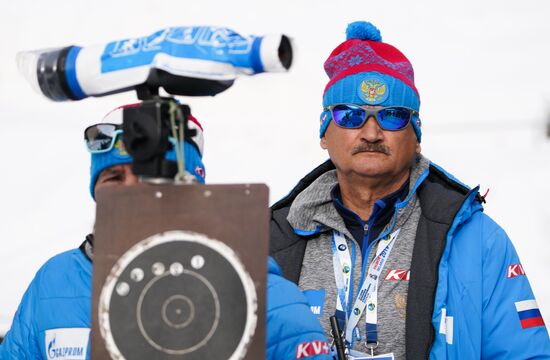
[332,231,356,316]
[332,228,400,348]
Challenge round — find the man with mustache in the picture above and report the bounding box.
[270,21,550,359]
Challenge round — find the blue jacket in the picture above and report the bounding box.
[426,166,550,358]
[270,159,550,359]
[0,246,332,360]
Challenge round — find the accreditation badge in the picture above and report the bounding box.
[348,350,395,360]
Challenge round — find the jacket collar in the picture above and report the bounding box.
[287,169,351,238]
[286,155,432,237]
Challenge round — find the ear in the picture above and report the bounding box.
[416,142,421,155]
[320,137,328,150]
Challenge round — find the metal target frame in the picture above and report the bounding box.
[98,230,258,360]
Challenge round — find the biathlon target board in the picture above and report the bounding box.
[99,231,256,359]
[92,183,269,359]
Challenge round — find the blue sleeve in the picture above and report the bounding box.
[0,273,42,359]
[266,257,333,360]
[481,224,550,358]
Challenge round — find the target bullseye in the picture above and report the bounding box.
[162,295,195,329]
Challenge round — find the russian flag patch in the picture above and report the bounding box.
[515,300,545,329]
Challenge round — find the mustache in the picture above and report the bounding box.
[351,142,390,155]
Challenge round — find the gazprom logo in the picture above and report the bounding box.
[48,344,84,359]
[47,336,56,357]
[45,328,89,360]
[47,335,84,359]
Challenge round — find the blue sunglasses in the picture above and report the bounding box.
[84,123,123,154]
[324,104,420,131]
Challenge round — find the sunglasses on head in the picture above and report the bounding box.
[325,104,420,131]
[84,123,123,153]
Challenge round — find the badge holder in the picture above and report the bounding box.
[366,341,379,357]
[90,183,269,359]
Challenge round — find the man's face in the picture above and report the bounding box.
[321,106,420,180]
[95,164,139,193]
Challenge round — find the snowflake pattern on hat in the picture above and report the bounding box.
[324,41,414,86]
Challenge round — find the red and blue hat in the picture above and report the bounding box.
[320,21,421,140]
[89,104,206,199]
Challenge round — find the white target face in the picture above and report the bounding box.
[98,231,257,360]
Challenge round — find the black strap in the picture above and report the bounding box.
[78,234,94,262]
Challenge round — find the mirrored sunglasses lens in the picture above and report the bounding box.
[332,104,366,128]
[85,124,118,151]
[378,108,412,130]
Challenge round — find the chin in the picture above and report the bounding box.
[351,158,389,174]
[352,165,390,178]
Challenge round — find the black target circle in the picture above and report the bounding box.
[98,231,257,360]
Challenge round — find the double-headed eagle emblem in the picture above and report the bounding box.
[360,79,387,103]
[114,139,128,156]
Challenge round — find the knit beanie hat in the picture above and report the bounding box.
[320,21,421,140]
[89,104,206,199]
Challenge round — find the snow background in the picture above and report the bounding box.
[1,0,549,335]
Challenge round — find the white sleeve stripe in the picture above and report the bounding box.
[438,308,454,345]
[515,299,539,312]
[445,316,454,345]
[439,308,447,334]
